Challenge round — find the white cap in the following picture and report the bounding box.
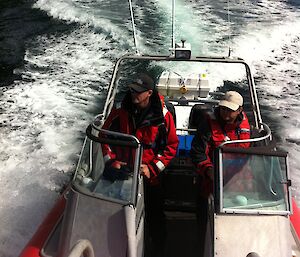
[219,91,243,111]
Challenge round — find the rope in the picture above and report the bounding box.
[128,0,139,54]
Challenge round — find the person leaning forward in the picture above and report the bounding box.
[191,90,251,195]
[102,73,179,256]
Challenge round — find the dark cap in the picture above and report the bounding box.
[128,73,154,92]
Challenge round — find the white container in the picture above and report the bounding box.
[157,71,210,99]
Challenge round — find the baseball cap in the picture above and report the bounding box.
[128,73,154,93]
[219,91,243,111]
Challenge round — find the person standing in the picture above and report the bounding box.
[102,73,178,256]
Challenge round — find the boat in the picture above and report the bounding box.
[19,41,300,257]
[19,1,300,256]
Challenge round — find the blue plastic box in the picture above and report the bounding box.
[177,135,194,156]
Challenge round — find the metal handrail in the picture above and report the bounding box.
[171,0,176,50]
[98,54,263,146]
[90,125,141,146]
[68,239,95,257]
[219,122,272,147]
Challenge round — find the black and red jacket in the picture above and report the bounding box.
[102,90,178,185]
[191,107,251,175]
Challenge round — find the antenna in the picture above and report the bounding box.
[171,0,176,50]
[170,0,191,58]
[128,0,139,54]
[227,0,232,57]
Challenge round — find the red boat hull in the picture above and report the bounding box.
[19,195,66,257]
[291,197,300,242]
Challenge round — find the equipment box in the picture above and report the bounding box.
[157,71,210,99]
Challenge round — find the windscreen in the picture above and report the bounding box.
[73,128,141,203]
[221,151,290,213]
[109,57,256,125]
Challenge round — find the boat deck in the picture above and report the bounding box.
[164,211,200,257]
[144,210,201,257]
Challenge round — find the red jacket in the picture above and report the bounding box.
[102,91,178,184]
[190,108,250,195]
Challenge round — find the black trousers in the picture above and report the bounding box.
[144,180,166,257]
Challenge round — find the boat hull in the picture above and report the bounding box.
[19,195,66,257]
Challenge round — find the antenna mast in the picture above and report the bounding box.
[128,0,139,54]
[171,0,176,50]
[227,0,232,57]
[170,0,191,59]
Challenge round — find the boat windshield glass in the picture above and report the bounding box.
[219,149,290,214]
[108,57,258,127]
[73,127,142,204]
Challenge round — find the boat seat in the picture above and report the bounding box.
[165,101,176,126]
[188,104,212,134]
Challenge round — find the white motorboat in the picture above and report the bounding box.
[19,0,300,255]
[19,43,300,256]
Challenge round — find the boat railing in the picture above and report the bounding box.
[219,122,272,147]
[175,122,271,142]
[67,239,95,257]
[98,54,263,129]
[89,124,142,146]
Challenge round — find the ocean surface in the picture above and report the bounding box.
[0,0,300,256]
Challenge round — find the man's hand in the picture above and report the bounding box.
[140,164,150,179]
[111,160,127,169]
[205,167,214,181]
[103,160,129,182]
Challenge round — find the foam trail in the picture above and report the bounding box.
[234,19,300,74]
[0,25,117,255]
[232,5,300,195]
[154,0,227,55]
[151,0,247,86]
[34,0,133,49]
[34,0,152,53]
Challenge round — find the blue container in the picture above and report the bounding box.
[177,135,194,156]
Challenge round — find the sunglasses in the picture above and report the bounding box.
[130,87,148,94]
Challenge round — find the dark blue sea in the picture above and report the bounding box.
[0,0,300,256]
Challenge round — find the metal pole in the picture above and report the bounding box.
[227,0,231,57]
[128,0,139,54]
[172,0,176,50]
